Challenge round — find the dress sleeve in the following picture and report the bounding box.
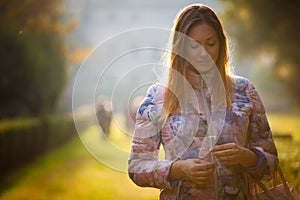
[244,80,278,181]
[128,84,176,189]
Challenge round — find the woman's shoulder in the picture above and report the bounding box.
[136,83,165,119]
[232,75,250,87]
[231,75,261,100]
[231,75,257,91]
[144,82,166,104]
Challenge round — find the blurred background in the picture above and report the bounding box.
[0,0,299,199]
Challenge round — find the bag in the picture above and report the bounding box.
[254,158,300,200]
[255,182,299,200]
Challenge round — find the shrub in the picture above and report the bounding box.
[0,115,76,178]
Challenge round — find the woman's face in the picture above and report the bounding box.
[185,23,220,72]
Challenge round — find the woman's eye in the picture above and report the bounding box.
[208,43,215,47]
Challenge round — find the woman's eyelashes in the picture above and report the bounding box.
[207,42,215,47]
[189,41,216,49]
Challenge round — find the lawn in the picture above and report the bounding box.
[0,126,158,200]
[0,113,299,199]
[267,113,300,140]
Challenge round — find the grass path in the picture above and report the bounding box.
[0,128,158,200]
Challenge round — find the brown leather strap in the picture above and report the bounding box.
[256,156,294,200]
[274,158,294,200]
[273,168,278,187]
[256,180,276,199]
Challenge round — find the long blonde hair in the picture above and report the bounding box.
[163,4,233,117]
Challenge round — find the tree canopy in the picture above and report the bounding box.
[0,0,74,119]
[221,0,300,106]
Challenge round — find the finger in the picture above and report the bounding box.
[188,176,208,185]
[193,168,215,177]
[221,160,239,165]
[211,143,236,152]
[191,182,211,189]
[216,155,239,165]
[189,182,209,189]
[193,178,210,187]
[192,176,209,182]
[193,159,215,167]
[217,154,236,161]
[194,159,215,165]
[195,180,210,188]
[212,149,234,157]
[196,163,215,171]
[193,171,210,177]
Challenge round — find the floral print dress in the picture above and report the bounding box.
[128,76,277,200]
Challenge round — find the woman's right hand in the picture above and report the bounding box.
[169,159,215,188]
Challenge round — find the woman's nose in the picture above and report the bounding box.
[198,45,208,57]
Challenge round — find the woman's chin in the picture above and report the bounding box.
[192,61,215,73]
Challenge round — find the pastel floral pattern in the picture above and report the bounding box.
[128,76,277,200]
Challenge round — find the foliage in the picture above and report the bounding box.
[0,0,75,119]
[0,115,76,178]
[221,0,300,106]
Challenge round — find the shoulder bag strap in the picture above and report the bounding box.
[256,157,294,200]
[274,158,294,200]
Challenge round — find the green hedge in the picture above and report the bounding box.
[0,116,77,177]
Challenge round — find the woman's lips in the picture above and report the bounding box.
[193,59,213,66]
[196,59,212,64]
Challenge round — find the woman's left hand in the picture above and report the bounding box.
[211,143,259,167]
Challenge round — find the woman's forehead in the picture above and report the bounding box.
[188,23,217,42]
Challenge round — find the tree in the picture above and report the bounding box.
[221,0,300,106]
[0,0,75,119]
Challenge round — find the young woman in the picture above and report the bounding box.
[128,4,277,200]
